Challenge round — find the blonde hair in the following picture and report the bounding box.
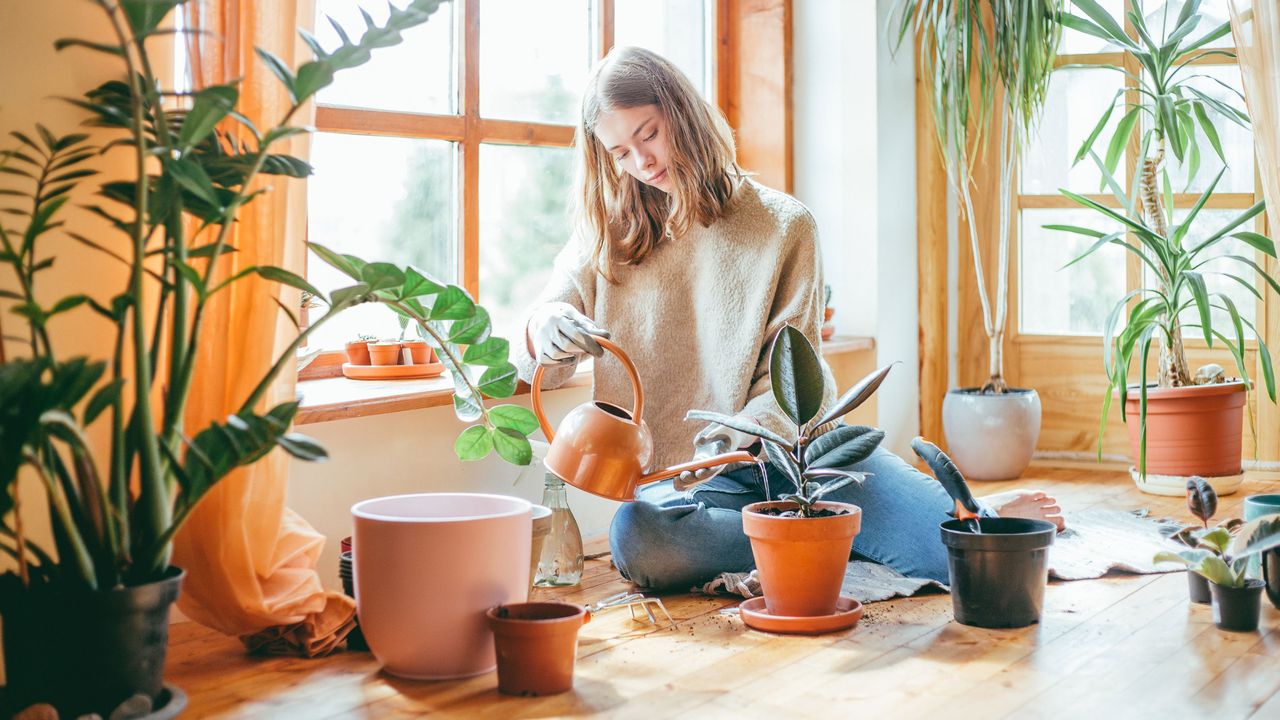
[576,46,742,281]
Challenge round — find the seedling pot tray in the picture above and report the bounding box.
[940,518,1056,629]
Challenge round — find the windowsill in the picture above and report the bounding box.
[295,335,875,425]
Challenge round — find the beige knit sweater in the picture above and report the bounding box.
[513,179,836,470]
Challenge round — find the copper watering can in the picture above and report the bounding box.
[531,338,756,502]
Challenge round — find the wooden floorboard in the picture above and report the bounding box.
[166,465,1280,719]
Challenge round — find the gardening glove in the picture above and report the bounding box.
[527,302,610,367]
[674,423,755,492]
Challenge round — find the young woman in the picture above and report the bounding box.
[513,47,1063,590]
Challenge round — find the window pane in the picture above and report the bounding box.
[615,0,709,98]
[314,0,456,115]
[1022,68,1127,195]
[1165,209,1258,338]
[1143,1,1234,50]
[480,1,591,124]
[1060,0,1124,55]
[1164,65,1254,195]
[308,133,457,349]
[1020,208,1127,335]
[480,144,574,339]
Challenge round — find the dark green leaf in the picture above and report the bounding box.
[255,48,297,102]
[277,433,328,462]
[447,306,491,344]
[83,378,124,425]
[401,266,445,298]
[812,363,893,428]
[309,241,363,278]
[292,61,337,103]
[169,157,219,208]
[120,0,183,35]
[253,265,324,299]
[1186,476,1217,527]
[359,262,405,292]
[50,294,90,316]
[1186,271,1213,346]
[330,282,372,308]
[179,84,238,150]
[1231,232,1276,258]
[762,439,801,491]
[462,336,509,367]
[477,363,518,398]
[804,425,884,469]
[431,285,476,320]
[769,325,825,426]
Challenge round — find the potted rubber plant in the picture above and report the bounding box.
[1155,515,1280,632]
[1167,477,1243,603]
[1051,0,1274,495]
[891,0,1064,480]
[688,325,892,620]
[0,1,540,716]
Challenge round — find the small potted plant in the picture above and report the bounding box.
[688,325,892,624]
[1165,478,1243,603]
[1155,514,1280,632]
[367,339,403,366]
[345,333,377,365]
[398,315,433,364]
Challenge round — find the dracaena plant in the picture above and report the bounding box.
[1155,515,1280,588]
[0,0,538,595]
[1052,0,1274,449]
[687,325,893,518]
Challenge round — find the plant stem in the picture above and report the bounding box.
[239,302,345,413]
[13,479,29,587]
[25,450,96,589]
[1138,134,1191,388]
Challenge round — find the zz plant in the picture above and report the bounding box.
[687,325,892,518]
[0,0,539,595]
[1050,0,1275,470]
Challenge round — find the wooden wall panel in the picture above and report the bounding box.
[916,45,948,447]
[719,0,791,192]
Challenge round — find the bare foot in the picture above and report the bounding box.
[980,489,1066,532]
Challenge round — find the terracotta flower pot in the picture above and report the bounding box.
[741,501,862,617]
[1122,381,1246,479]
[345,340,372,365]
[367,342,402,366]
[402,340,432,365]
[486,601,589,696]
[351,493,532,679]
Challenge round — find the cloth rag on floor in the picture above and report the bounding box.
[699,509,1189,604]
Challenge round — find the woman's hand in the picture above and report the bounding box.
[527,302,610,366]
[674,424,754,491]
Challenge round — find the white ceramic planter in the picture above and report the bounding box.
[942,388,1042,481]
[352,493,532,680]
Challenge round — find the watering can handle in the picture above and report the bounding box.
[530,337,645,443]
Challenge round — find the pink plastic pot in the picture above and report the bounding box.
[351,493,532,679]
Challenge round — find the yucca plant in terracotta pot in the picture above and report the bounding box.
[688,326,892,619]
[0,1,540,716]
[1051,0,1274,496]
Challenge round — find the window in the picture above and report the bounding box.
[305,0,717,353]
[1018,0,1261,338]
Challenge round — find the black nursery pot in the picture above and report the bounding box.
[1263,548,1280,610]
[1188,570,1212,604]
[338,550,367,651]
[0,567,184,718]
[1210,578,1265,632]
[940,518,1057,629]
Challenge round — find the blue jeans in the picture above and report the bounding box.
[609,445,960,590]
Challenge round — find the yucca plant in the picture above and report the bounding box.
[1048,0,1274,471]
[0,0,539,599]
[892,0,1063,393]
[687,326,892,518]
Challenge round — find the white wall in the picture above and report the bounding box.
[793,0,919,455]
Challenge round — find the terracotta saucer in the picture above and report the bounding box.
[737,596,863,635]
[342,362,445,380]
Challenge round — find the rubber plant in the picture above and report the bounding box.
[0,0,539,601]
[891,0,1063,393]
[687,325,893,518]
[1155,515,1280,589]
[1050,0,1274,470]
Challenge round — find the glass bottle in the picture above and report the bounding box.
[535,472,584,587]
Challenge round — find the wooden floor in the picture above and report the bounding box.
[167,465,1280,719]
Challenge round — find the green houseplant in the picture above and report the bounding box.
[1155,514,1280,632]
[1050,0,1273,493]
[0,0,540,715]
[891,0,1064,481]
[688,325,892,622]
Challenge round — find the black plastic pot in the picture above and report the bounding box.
[940,517,1056,629]
[1210,578,1265,632]
[1187,570,1212,604]
[0,567,184,718]
[339,550,367,651]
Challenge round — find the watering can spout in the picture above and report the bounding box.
[639,451,759,486]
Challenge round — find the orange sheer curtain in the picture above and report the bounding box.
[1228,1,1280,222]
[172,0,354,655]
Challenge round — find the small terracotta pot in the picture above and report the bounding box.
[345,341,372,366]
[823,307,834,322]
[367,342,402,366]
[402,340,432,365]
[486,602,589,696]
[1122,381,1246,477]
[741,501,862,617]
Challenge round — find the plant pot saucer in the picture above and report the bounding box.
[737,596,862,635]
[1128,467,1243,497]
[342,362,445,380]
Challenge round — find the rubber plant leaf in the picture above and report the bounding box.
[1185,476,1217,528]
[811,363,894,428]
[769,325,825,426]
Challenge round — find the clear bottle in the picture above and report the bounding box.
[535,472,584,587]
